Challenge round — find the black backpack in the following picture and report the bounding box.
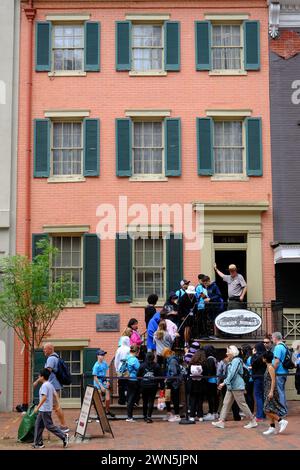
[141,365,156,388]
[51,354,72,386]
[281,344,295,370]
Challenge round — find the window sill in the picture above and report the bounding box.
[47,176,86,183]
[48,71,87,77]
[211,175,249,181]
[129,71,167,77]
[209,70,248,76]
[130,301,165,308]
[65,301,86,308]
[129,176,168,182]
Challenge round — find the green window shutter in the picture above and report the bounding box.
[244,21,260,70]
[165,21,180,71]
[34,119,50,177]
[35,22,51,72]
[33,349,45,402]
[116,234,132,302]
[166,234,183,294]
[165,118,181,176]
[83,348,99,389]
[197,117,213,175]
[116,118,132,176]
[84,118,100,176]
[32,233,49,259]
[83,234,100,303]
[84,22,100,72]
[246,117,262,176]
[116,21,131,71]
[195,21,211,71]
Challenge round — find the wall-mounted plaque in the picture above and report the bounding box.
[96,314,120,332]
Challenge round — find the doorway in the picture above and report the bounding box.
[215,250,247,301]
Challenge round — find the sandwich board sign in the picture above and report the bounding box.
[75,385,114,439]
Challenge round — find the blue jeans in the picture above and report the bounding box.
[253,377,265,419]
[276,375,288,416]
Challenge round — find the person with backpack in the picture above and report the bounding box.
[138,352,164,423]
[251,342,266,421]
[271,332,290,417]
[33,343,69,433]
[188,349,208,422]
[153,320,174,367]
[114,337,130,405]
[262,351,288,435]
[92,349,115,418]
[162,348,182,422]
[212,345,257,430]
[241,344,255,414]
[126,345,141,422]
[203,345,219,421]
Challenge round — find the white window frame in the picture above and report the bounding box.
[132,236,166,303]
[50,234,84,307]
[49,21,87,77]
[209,21,246,76]
[212,117,246,180]
[49,119,85,182]
[57,348,83,407]
[131,118,166,180]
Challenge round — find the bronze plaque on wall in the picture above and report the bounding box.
[96,314,120,332]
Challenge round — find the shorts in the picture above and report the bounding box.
[94,379,109,391]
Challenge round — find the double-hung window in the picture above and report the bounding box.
[132,25,163,72]
[52,121,83,176]
[214,120,244,175]
[211,24,242,71]
[52,25,84,72]
[51,236,82,301]
[133,121,163,175]
[133,238,165,301]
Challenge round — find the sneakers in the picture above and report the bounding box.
[212,420,225,429]
[63,433,69,448]
[203,413,215,421]
[244,419,258,429]
[163,412,172,421]
[168,414,181,422]
[32,443,45,449]
[189,417,195,422]
[106,410,116,418]
[263,426,276,436]
[278,419,288,434]
[146,418,153,423]
[126,418,135,422]
[59,425,70,433]
[199,417,204,422]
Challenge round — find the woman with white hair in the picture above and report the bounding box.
[212,345,257,429]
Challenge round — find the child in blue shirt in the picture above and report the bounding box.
[92,349,115,417]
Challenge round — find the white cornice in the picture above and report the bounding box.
[269,1,300,37]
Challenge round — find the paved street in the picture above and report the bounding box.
[1,402,299,451]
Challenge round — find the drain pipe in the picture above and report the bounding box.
[22,0,36,405]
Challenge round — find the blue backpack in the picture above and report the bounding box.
[51,354,72,386]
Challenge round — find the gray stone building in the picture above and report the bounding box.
[268,0,300,398]
[0,0,20,411]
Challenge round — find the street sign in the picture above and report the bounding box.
[215,309,262,335]
[75,385,114,439]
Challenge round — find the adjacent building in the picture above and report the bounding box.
[0,0,20,411]
[15,0,275,408]
[268,0,300,399]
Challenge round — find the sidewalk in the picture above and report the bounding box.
[1,402,299,450]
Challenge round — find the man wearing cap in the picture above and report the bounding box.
[178,284,197,347]
[214,263,247,310]
[176,279,190,301]
[92,349,115,418]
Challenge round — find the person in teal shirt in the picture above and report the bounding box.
[272,332,288,416]
[92,349,115,418]
[126,345,141,422]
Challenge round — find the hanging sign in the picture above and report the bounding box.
[215,309,262,335]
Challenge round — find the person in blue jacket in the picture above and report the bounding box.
[147,311,161,352]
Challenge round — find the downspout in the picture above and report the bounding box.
[23,0,36,404]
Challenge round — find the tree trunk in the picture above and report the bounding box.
[30,347,34,403]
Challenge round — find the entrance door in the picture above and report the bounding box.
[215,250,246,301]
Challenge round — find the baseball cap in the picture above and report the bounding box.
[96,349,107,356]
[180,279,190,287]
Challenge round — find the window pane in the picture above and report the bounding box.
[71,362,80,374]
[71,387,81,398]
[214,121,243,174]
[132,24,162,71]
[133,122,163,175]
[71,350,80,361]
